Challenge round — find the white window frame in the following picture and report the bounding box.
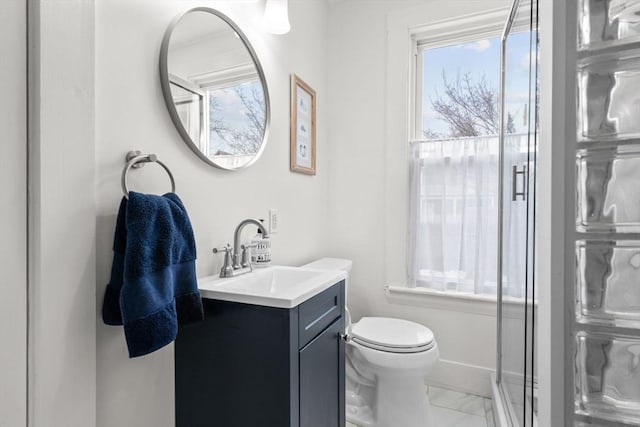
[199,67,263,164]
[383,7,513,314]
[408,12,505,301]
[385,7,509,316]
[170,63,260,157]
[193,62,259,90]
[410,10,506,141]
[169,73,209,154]
[394,7,536,311]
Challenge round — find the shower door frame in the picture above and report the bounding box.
[496,0,539,425]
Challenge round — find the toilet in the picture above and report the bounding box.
[302,258,439,427]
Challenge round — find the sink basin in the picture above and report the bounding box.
[197,266,347,308]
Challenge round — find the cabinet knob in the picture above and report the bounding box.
[338,333,350,342]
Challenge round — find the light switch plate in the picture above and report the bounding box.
[269,209,279,234]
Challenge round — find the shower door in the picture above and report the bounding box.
[496,0,539,425]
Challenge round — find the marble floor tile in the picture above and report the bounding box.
[347,406,490,427]
[431,406,488,427]
[347,386,495,426]
[428,386,487,416]
[483,397,496,427]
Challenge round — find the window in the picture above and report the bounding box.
[409,31,532,297]
[169,67,266,169]
[207,80,265,158]
[417,34,530,140]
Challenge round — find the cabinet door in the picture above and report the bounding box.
[299,318,345,427]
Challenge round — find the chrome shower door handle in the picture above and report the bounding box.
[512,164,527,201]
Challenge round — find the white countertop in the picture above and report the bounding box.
[198,265,347,308]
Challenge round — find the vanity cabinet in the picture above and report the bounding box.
[175,280,345,427]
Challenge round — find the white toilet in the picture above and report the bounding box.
[302,258,440,427]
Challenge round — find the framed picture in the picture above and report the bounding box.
[290,74,316,175]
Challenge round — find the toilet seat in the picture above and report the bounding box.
[351,317,435,354]
[352,337,434,353]
[301,259,440,427]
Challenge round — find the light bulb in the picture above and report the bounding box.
[263,0,290,35]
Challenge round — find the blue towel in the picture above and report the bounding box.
[102,192,203,358]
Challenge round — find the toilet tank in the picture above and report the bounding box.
[302,258,352,274]
[302,258,353,327]
[302,258,352,301]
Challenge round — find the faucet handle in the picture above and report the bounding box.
[213,245,232,254]
[213,244,234,277]
[240,243,258,268]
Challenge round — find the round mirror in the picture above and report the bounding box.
[160,8,270,170]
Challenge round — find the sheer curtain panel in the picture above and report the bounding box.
[408,135,528,297]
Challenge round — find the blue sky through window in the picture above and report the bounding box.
[208,80,265,156]
[421,32,533,138]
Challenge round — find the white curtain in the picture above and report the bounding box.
[408,135,530,298]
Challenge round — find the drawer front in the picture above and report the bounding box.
[299,281,344,349]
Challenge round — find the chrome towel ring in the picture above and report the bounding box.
[121,150,176,198]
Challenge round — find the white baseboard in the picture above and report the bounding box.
[425,358,494,397]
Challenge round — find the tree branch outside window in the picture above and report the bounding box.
[425,71,517,139]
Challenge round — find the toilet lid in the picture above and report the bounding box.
[351,317,434,351]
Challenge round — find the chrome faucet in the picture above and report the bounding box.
[213,218,269,278]
[233,218,268,269]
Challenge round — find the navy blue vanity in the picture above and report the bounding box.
[175,279,346,427]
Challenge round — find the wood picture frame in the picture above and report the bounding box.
[290,74,316,175]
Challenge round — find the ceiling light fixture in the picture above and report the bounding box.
[263,0,290,35]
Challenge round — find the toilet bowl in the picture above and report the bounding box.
[302,258,440,427]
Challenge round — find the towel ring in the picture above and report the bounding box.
[121,150,176,198]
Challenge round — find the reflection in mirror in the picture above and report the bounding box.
[160,8,270,170]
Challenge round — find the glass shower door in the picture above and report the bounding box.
[497,0,539,425]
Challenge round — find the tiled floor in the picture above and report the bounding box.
[346,385,496,427]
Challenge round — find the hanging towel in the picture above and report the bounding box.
[102,191,203,358]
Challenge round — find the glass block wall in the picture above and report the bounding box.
[575,1,640,425]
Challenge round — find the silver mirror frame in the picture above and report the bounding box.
[159,7,271,171]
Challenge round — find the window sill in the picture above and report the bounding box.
[385,285,497,316]
[385,285,532,318]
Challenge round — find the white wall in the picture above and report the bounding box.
[9,0,566,424]
[0,1,27,425]
[28,1,97,426]
[326,0,510,396]
[95,1,330,426]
